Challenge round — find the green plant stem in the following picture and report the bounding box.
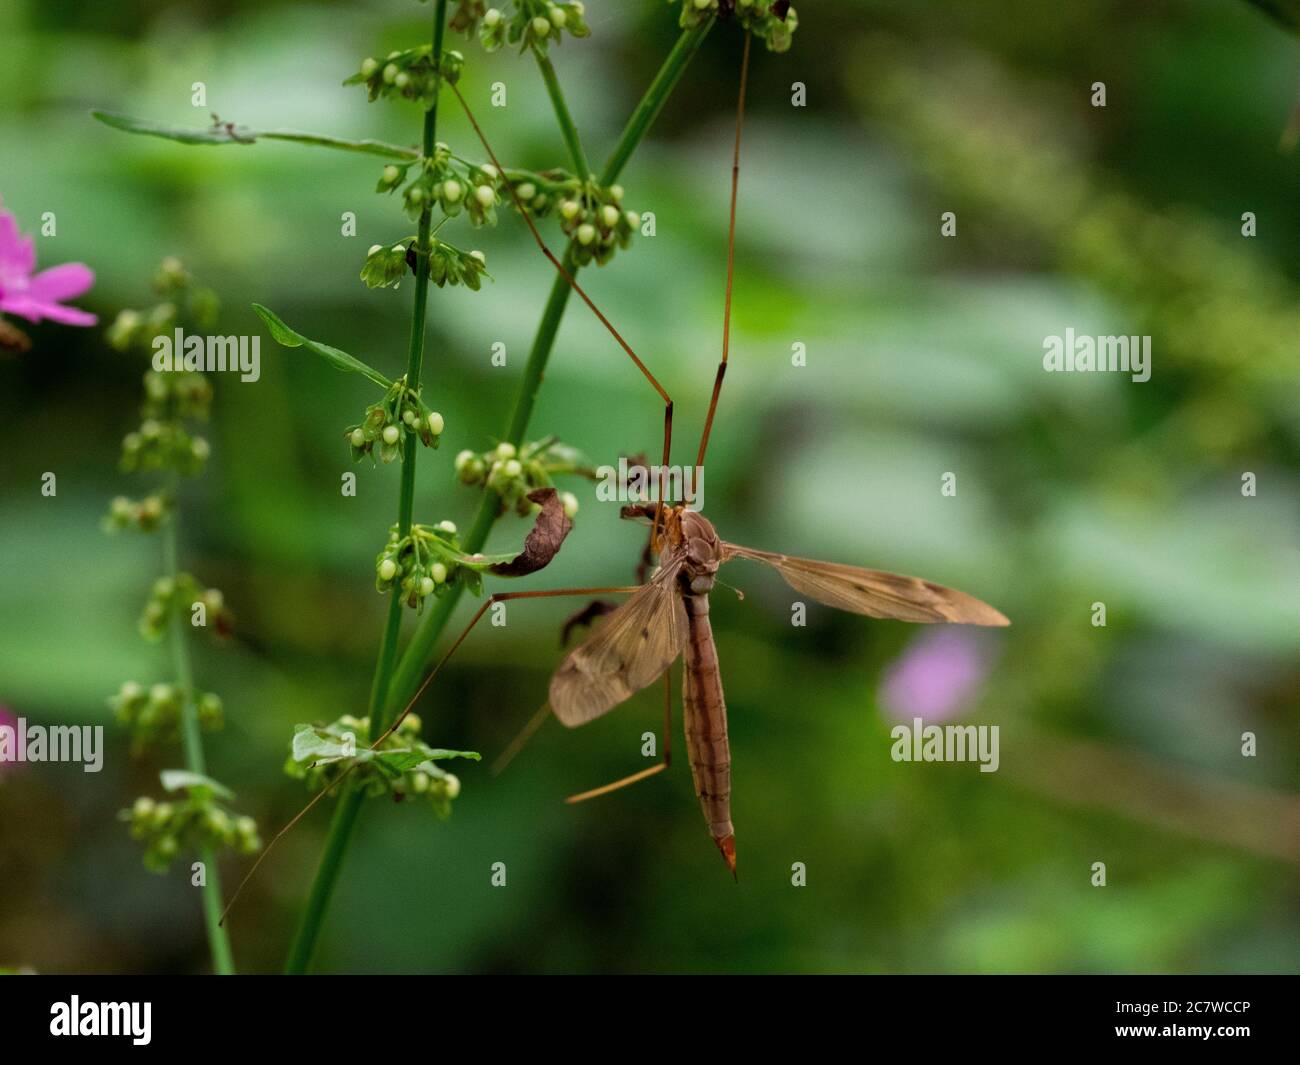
[533,49,591,178]
[284,0,448,975]
[162,491,236,976]
[385,19,714,715]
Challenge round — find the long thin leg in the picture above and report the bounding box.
[694,32,752,472]
[219,584,642,926]
[449,80,673,547]
[566,663,674,804]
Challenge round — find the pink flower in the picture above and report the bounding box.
[0,202,96,327]
[879,628,991,722]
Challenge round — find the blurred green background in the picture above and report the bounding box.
[2,0,1299,974]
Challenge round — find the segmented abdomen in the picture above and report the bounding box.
[682,594,733,844]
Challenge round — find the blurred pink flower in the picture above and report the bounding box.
[0,202,96,326]
[879,628,990,722]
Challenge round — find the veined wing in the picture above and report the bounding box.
[722,543,1009,627]
[549,563,689,727]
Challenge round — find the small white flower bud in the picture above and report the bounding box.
[367,243,383,257]
[549,6,567,27]
[120,680,144,700]
[480,164,499,181]
[625,210,641,229]
[427,411,444,435]
[403,409,418,426]
[407,185,425,204]
[191,437,210,461]
[474,184,495,206]
[351,428,366,447]
[382,425,400,445]
[361,57,379,77]
[532,16,551,37]
[133,796,156,819]
[149,682,172,704]
[236,816,257,837]
[436,519,457,534]
[601,205,620,228]
[577,223,596,245]
[609,184,625,202]
[442,179,463,203]
[516,182,536,202]
[572,1,585,14]
[379,558,398,582]
[420,576,435,596]
[391,243,406,254]
[454,449,475,471]
[561,491,579,518]
[394,71,410,89]
[443,773,461,799]
[560,199,580,220]
[431,562,448,584]
[504,459,523,478]
[381,165,400,185]
[411,771,431,794]
[469,250,486,265]
[495,442,517,460]
[383,63,399,84]
[484,8,502,26]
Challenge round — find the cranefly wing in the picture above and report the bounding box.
[549,563,690,727]
[722,543,1009,626]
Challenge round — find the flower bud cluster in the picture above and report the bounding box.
[382,145,505,227]
[142,369,212,422]
[139,574,233,642]
[110,680,223,751]
[554,181,640,267]
[375,520,468,610]
[346,375,445,464]
[285,714,470,818]
[467,2,591,54]
[455,438,585,517]
[361,239,488,291]
[106,258,219,352]
[673,0,799,53]
[347,47,464,106]
[119,418,211,476]
[122,788,259,873]
[103,492,171,533]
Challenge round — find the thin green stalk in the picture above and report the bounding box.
[162,492,236,976]
[385,20,714,715]
[533,49,591,178]
[284,0,448,975]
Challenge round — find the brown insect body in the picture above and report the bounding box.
[673,512,736,874]
[548,505,1008,875]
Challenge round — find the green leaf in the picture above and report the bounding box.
[291,723,366,766]
[259,130,420,159]
[159,769,234,800]
[92,110,257,145]
[253,305,391,388]
[91,110,420,158]
[1244,0,1300,33]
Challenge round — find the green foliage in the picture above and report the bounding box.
[455,437,589,516]
[121,776,260,874]
[111,681,223,753]
[670,0,798,52]
[285,717,478,817]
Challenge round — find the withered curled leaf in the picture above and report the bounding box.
[489,487,573,577]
